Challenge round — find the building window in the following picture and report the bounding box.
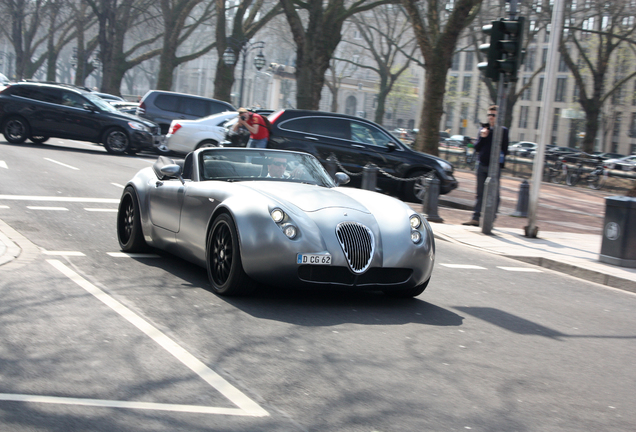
[464,52,473,71]
[633,80,636,105]
[462,75,472,94]
[542,48,548,65]
[451,53,460,71]
[535,107,541,130]
[552,108,560,144]
[630,112,636,138]
[445,103,454,130]
[524,48,536,71]
[460,104,469,135]
[407,119,415,130]
[558,54,568,72]
[612,80,624,105]
[613,113,622,140]
[573,83,580,103]
[555,77,567,102]
[544,24,551,43]
[519,106,529,129]
[521,77,531,101]
[345,95,357,116]
[448,75,458,95]
[537,77,544,101]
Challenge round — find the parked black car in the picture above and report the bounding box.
[136,90,235,135]
[0,82,160,154]
[265,109,458,202]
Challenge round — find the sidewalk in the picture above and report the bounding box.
[412,169,636,293]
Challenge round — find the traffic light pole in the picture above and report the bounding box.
[481,76,508,235]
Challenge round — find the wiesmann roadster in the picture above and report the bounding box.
[117,148,435,297]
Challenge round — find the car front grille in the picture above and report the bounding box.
[336,222,374,274]
[297,266,411,286]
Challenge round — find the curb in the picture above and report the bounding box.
[432,231,636,295]
[0,219,39,269]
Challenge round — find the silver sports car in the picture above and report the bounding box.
[117,148,435,297]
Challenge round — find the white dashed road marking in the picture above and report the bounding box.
[44,158,79,170]
[42,260,269,417]
[0,195,119,203]
[440,264,487,269]
[42,250,86,256]
[107,252,161,258]
[0,205,8,209]
[497,266,543,272]
[84,208,118,212]
[26,206,69,211]
[111,183,125,188]
[0,161,7,169]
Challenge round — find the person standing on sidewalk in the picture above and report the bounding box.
[463,105,509,226]
[234,108,270,148]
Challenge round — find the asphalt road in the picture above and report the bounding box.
[1,138,635,431]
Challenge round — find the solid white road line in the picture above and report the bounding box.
[111,183,126,188]
[0,161,7,169]
[46,260,269,417]
[26,206,69,211]
[44,158,79,170]
[0,205,8,209]
[0,195,119,203]
[0,393,252,416]
[107,252,160,258]
[84,208,118,212]
[42,250,86,256]
[497,266,543,272]
[440,264,487,269]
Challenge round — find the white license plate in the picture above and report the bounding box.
[297,253,331,265]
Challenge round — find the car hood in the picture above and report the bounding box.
[109,110,158,128]
[241,182,371,213]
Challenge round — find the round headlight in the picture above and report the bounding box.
[283,224,297,239]
[271,208,285,223]
[411,230,422,244]
[410,214,422,229]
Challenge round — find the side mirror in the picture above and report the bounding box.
[83,103,96,112]
[387,142,398,151]
[335,172,350,186]
[160,164,185,184]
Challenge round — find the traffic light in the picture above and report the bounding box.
[477,17,526,82]
[477,20,505,82]
[497,17,525,82]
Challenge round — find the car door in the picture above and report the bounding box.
[13,86,62,136]
[55,90,102,141]
[148,178,186,233]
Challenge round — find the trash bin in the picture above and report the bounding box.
[599,196,636,268]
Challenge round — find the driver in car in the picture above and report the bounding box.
[267,157,289,178]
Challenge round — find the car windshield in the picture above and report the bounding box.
[84,93,119,113]
[199,148,336,187]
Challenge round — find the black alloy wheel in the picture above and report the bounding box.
[103,127,130,154]
[407,170,434,203]
[206,213,255,296]
[117,187,148,252]
[2,116,30,144]
[30,136,50,144]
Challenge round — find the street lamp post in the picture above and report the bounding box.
[222,39,266,107]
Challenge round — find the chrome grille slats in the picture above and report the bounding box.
[336,222,374,273]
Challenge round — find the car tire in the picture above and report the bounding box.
[206,213,255,296]
[405,170,434,203]
[2,116,30,144]
[117,186,149,252]
[103,127,130,155]
[30,136,49,144]
[195,139,218,150]
[383,278,429,298]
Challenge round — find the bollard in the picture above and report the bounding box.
[511,180,529,217]
[361,164,378,191]
[422,176,444,223]
[325,156,337,180]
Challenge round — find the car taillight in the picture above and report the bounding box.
[268,109,284,125]
[137,101,146,115]
[168,123,181,135]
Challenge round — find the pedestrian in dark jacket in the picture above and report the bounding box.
[463,105,509,226]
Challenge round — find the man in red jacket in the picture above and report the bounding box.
[234,107,270,148]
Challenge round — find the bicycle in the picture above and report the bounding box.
[566,160,607,190]
[464,146,476,170]
[545,158,567,184]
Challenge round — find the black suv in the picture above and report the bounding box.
[267,109,458,202]
[0,82,160,155]
[136,90,235,135]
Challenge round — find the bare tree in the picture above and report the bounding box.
[338,5,417,125]
[278,0,392,110]
[402,0,482,156]
[212,0,282,104]
[559,0,636,153]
